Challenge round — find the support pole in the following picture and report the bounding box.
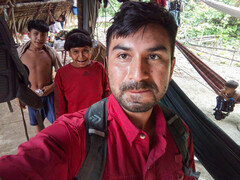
[77,0,83,29]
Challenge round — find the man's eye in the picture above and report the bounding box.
[119,54,128,59]
[149,54,160,60]
[83,49,89,53]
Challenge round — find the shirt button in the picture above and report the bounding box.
[140,133,145,139]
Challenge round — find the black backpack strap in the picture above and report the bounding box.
[75,98,108,180]
[159,103,200,180]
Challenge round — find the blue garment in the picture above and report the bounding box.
[169,10,180,26]
[28,93,55,125]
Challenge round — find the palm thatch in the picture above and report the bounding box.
[0,0,73,34]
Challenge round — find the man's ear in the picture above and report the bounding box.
[169,57,176,80]
[27,31,31,38]
[105,56,109,73]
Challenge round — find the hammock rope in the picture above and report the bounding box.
[176,41,226,94]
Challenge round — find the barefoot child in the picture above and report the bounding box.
[54,29,110,118]
[17,19,62,132]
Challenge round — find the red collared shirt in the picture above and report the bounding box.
[0,94,195,180]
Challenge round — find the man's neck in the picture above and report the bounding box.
[226,90,236,97]
[124,108,153,131]
[28,43,44,52]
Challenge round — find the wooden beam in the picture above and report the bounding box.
[0,0,68,9]
[77,0,83,29]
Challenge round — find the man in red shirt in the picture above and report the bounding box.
[0,2,198,180]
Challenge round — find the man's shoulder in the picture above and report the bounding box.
[91,60,104,68]
[90,61,106,73]
[17,41,31,57]
[57,63,71,73]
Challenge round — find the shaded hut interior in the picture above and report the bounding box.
[0,0,106,65]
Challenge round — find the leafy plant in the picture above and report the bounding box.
[179,0,240,49]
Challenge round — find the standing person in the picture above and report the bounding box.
[17,19,62,133]
[54,29,110,118]
[168,0,183,26]
[48,8,65,33]
[0,2,198,179]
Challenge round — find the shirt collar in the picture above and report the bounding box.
[107,94,167,146]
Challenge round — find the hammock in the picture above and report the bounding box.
[176,41,226,94]
[161,80,240,179]
[202,0,240,19]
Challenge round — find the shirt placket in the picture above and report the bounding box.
[134,130,149,163]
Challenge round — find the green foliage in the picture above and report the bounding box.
[179,0,240,48]
[98,0,121,18]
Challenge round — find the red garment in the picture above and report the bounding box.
[153,0,167,7]
[0,94,196,180]
[54,61,110,118]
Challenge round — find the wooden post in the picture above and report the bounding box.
[77,0,83,29]
[230,50,235,66]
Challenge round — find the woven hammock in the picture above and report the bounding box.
[202,0,240,19]
[175,41,226,94]
[161,80,240,179]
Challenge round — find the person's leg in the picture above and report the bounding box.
[28,107,45,133]
[44,92,56,124]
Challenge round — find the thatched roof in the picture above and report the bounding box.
[0,0,73,34]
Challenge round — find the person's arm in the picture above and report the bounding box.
[42,83,54,96]
[101,64,110,98]
[52,48,63,71]
[219,89,229,100]
[234,92,240,104]
[54,71,67,118]
[48,8,56,23]
[0,115,86,179]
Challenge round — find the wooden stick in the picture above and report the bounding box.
[0,0,68,9]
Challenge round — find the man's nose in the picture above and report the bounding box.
[77,51,84,58]
[128,56,149,81]
[38,34,44,41]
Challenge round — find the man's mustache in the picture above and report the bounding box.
[120,81,159,93]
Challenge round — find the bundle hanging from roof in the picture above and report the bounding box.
[202,0,240,19]
[175,41,226,94]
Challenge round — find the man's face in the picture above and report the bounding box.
[28,29,48,48]
[107,24,175,113]
[69,46,91,68]
[224,86,235,96]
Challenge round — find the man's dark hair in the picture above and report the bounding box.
[225,80,239,89]
[59,14,66,22]
[27,19,49,33]
[106,1,178,61]
[64,29,92,51]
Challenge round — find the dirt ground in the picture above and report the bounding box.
[0,44,239,180]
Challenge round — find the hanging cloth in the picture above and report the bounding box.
[152,0,167,7]
[175,41,226,94]
[202,0,240,19]
[161,80,240,179]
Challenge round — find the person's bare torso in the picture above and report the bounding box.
[21,48,53,91]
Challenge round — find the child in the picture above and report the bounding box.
[54,29,110,118]
[220,80,240,103]
[17,19,62,132]
[214,80,240,120]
